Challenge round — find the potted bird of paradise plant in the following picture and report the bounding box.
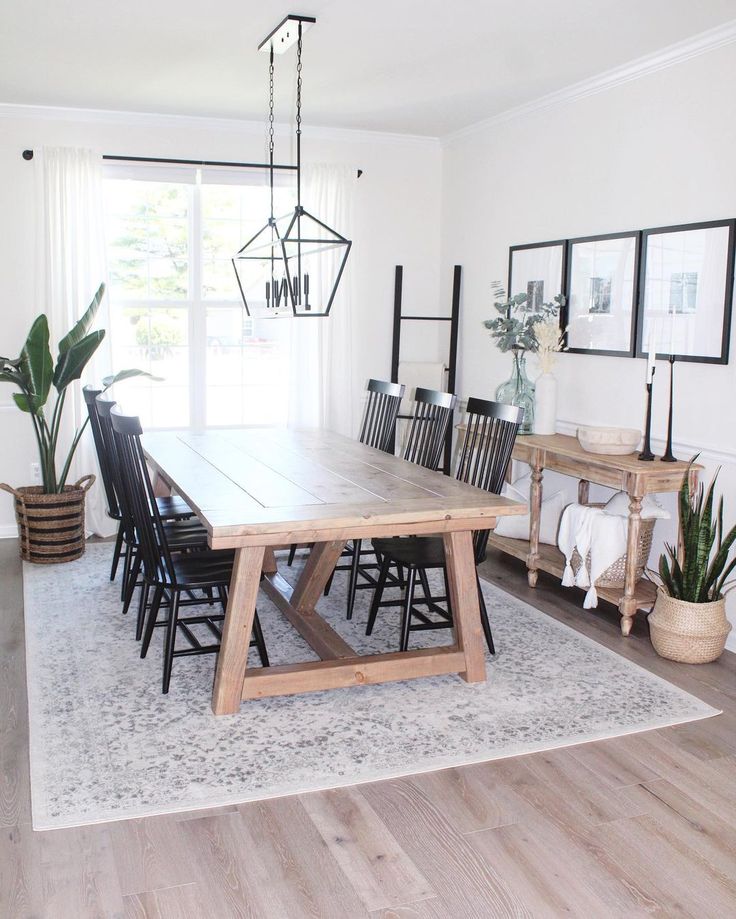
[0,283,150,563]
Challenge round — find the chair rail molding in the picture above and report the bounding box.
[443,18,736,145]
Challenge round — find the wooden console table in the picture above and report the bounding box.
[484,433,701,636]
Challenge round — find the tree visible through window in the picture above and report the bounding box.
[104,166,295,429]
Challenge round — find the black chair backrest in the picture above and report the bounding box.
[402,387,457,471]
[96,395,135,539]
[83,385,120,520]
[109,406,175,585]
[358,378,405,453]
[456,398,523,562]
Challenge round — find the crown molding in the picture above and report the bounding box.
[443,18,736,145]
[0,102,440,148]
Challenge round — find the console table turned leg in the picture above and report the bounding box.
[527,461,543,588]
[619,494,643,636]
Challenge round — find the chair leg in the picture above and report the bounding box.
[120,540,133,601]
[287,543,297,566]
[346,538,362,620]
[399,568,417,653]
[141,586,165,658]
[476,571,495,655]
[251,612,269,667]
[323,571,335,596]
[122,552,142,616]
[417,566,432,602]
[162,591,180,694]
[135,581,150,640]
[366,556,391,636]
[110,522,125,581]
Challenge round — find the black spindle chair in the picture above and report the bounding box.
[110,406,269,694]
[357,378,406,451]
[340,386,458,620]
[96,396,207,625]
[365,398,523,654]
[286,378,405,567]
[84,386,194,584]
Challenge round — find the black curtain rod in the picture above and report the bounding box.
[21,150,363,177]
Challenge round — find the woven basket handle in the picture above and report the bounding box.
[0,483,23,499]
[73,474,96,493]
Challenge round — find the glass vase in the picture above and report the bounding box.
[495,349,535,435]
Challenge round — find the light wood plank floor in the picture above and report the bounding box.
[2,539,735,918]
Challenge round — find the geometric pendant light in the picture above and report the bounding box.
[232,14,352,318]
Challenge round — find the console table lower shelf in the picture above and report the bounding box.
[486,532,659,615]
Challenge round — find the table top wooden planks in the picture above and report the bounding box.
[142,428,526,548]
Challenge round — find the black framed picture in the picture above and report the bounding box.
[564,231,640,356]
[635,219,735,364]
[508,240,566,309]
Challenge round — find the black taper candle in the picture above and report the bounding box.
[661,355,677,462]
[639,367,656,461]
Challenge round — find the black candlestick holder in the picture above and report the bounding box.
[639,367,656,461]
[661,355,677,462]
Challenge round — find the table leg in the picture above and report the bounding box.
[291,540,346,612]
[212,545,265,715]
[619,495,643,636]
[262,547,278,574]
[527,460,543,588]
[443,530,486,684]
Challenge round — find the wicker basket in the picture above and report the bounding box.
[649,589,732,663]
[571,507,655,589]
[0,475,95,564]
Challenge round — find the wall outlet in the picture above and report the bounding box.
[30,463,41,484]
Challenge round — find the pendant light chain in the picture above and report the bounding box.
[295,22,303,208]
[268,47,275,221]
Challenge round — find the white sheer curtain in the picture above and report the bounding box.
[36,147,114,536]
[287,163,358,435]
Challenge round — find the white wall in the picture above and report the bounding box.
[441,43,736,647]
[0,108,443,532]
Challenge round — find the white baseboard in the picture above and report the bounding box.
[0,525,18,539]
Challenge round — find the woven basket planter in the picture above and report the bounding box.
[649,588,732,664]
[0,475,95,564]
[571,514,656,589]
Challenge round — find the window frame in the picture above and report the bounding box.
[103,162,295,430]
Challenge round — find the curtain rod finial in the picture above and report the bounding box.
[22,149,34,161]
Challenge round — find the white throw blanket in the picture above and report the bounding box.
[558,504,628,608]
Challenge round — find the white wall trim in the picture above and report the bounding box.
[0,102,440,149]
[443,18,736,145]
[555,419,736,468]
[0,525,18,539]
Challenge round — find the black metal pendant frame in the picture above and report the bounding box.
[233,16,352,319]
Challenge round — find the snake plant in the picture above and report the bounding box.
[658,463,736,603]
[0,283,152,493]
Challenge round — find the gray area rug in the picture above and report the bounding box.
[23,543,718,829]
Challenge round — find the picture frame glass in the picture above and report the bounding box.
[567,236,637,354]
[640,225,732,361]
[509,244,564,306]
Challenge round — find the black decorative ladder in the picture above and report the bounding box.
[390,265,462,475]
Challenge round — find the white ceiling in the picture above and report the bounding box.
[2,0,735,136]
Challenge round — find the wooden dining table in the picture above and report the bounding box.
[142,428,526,715]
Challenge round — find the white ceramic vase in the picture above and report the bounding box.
[534,372,557,435]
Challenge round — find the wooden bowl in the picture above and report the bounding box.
[577,425,641,455]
